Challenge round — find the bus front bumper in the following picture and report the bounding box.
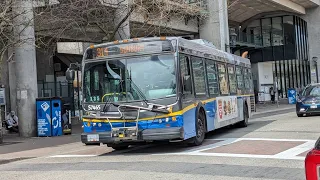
[81,127,184,144]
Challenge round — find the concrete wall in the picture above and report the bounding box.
[302,7,320,83]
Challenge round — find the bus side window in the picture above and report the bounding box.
[180,54,192,96]
[236,66,244,95]
[227,65,237,94]
[244,68,250,94]
[191,56,206,96]
[217,63,229,95]
[206,60,219,96]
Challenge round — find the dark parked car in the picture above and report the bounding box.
[296,83,320,117]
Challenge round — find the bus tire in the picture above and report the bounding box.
[189,110,206,146]
[238,104,249,128]
[108,144,129,151]
[84,142,100,146]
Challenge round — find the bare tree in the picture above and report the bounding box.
[0,0,208,80]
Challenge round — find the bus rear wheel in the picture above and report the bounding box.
[189,111,206,146]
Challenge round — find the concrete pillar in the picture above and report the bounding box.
[302,7,320,83]
[114,0,131,40]
[12,0,38,137]
[199,0,230,52]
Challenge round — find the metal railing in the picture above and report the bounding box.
[37,81,77,115]
[37,81,74,98]
[233,32,263,47]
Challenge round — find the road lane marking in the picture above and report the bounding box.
[152,138,315,160]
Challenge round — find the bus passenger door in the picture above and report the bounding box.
[179,54,196,139]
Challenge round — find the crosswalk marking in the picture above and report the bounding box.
[152,138,316,160]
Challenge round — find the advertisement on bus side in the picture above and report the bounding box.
[216,96,238,122]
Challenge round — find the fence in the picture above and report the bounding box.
[37,81,79,116]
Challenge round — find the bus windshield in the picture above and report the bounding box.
[83,54,176,103]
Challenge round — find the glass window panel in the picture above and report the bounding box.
[191,56,206,95]
[180,54,192,95]
[218,63,229,95]
[236,66,244,95]
[244,68,250,94]
[206,60,219,95]
[262,18,272,47]
[272,17,283,46]
[228,65,237,94]
[247,20,262,45]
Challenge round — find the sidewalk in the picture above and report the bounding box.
[0,124,83,162]
[254,98,295,115]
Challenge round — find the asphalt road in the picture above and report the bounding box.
[0,111,319,180]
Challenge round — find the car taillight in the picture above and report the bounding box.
[305,149,320,180]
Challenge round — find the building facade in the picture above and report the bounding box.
[228,0,320,99]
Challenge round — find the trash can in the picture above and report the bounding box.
[36,97,63,137]
[288,88,297,104]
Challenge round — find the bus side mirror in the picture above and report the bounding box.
[183,75,192,92]
[66,68,75,81]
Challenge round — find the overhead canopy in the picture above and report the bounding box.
[228,0,319,23]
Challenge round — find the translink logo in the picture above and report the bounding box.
[41,102,50,112]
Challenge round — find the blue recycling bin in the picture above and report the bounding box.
[288,88,297,104]
[36,97,63,137]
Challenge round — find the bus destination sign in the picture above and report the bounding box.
[96,44,145,58]
[86,41,173,59]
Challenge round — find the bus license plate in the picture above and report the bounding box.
[87,134,99,142]
[311,105,317,109]
[119,134,124,138]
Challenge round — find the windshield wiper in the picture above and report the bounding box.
[126,78,149,106]
[102,79,123,112]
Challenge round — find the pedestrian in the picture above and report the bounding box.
[5,111,19,133]
[270,87,275,104]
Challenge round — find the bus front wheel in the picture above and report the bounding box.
[108,144,129,151]
[189,111,206,146]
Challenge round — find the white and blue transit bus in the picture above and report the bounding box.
[66,37,255,150]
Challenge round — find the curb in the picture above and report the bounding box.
[252,108,295,119]
[254,106,295,115]
[0,157,34,165]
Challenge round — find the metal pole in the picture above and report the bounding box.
[316,61,319,83]
[76,70,81,119]
[274,77,279,107]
